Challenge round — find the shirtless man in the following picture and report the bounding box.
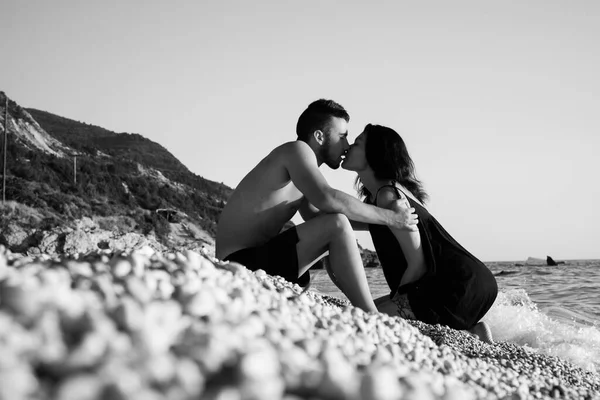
[216,99,418,312]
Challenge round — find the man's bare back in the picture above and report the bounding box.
[216,141,306,259]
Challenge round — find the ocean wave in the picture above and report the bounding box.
[483,289,600,372]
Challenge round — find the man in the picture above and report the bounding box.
[216,99,418,312]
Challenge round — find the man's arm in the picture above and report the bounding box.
[298,198,322,221]
[284,142,418,230]
[300,197,369,230]
[350,220,370,231]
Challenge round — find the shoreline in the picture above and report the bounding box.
[1,248,599,399]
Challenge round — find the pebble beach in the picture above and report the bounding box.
[1,247,599,400]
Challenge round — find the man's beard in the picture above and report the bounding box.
[319,136,341,169]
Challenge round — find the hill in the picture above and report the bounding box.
[0,91,232,251]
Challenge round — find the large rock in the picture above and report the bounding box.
[0,223,31,248]
[0,223,43,253]
[74,216,97,232]
[2,218,168,256]
[36,232,64,254]
[56,228,167,255]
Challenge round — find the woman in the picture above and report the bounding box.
[342,124,497,342]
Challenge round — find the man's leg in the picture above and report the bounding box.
[323,255,343,291]
[295,214,377,313]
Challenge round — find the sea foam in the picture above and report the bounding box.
[483,289,600,372]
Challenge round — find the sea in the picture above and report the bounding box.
[310,260,600,373]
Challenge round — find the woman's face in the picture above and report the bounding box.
[341,131,368,172]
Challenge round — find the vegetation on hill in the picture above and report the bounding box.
[1,102,233,243]
[26,108,231,198]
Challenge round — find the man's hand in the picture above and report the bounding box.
[389,199,419,231]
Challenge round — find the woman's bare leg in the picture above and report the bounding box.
[376,292,416,320]
[467,321,493,343]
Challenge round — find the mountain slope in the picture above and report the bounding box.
[26,108,189,174]
[0,91,233,244]
[0,96,69,157]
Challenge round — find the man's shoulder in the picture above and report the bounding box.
[270,140,315,161]
[274,140,311,153]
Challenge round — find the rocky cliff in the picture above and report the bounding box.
[0,94,69,157]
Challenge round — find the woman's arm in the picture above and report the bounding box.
[376,187,427,286]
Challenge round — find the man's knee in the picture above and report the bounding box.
[324,213,353,236]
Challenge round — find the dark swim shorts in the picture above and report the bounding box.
[223,227,310,287]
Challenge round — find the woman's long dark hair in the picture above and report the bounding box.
[356,124,428,204]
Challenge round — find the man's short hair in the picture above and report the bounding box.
[296,99,350,142]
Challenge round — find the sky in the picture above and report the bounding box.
[1,0,599,261]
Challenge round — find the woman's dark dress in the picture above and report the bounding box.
[368,186,498,330]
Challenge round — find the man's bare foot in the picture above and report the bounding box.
[467,321,493,343]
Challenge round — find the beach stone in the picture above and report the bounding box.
[253,269,267,278]
[184,289,218,318]
[112,297,144,332]
[111,259,132,278]
[141,301,186,354]
[182,250,202,270]
[0,254,8,280]
[361,365,404,400]
[174,357,205,397]
[145,353,177,385]
[220,261,246,275]
[0,281,42,320]
[0,366,38,399]
[317,347,360,399]
[55,374,103,400]
[125,277,152,303]
[0,251,598,399]
[238,342,284,400]
[198,256,217,273]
